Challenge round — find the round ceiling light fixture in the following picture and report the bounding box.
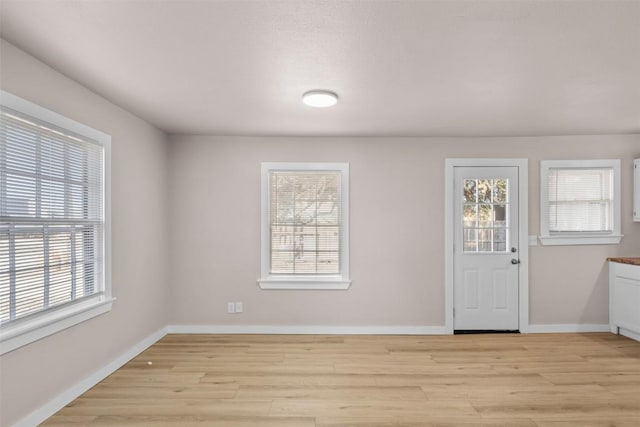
[302,90,339,108]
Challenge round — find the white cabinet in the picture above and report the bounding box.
[635,159,640,221]
[609,261,640,341]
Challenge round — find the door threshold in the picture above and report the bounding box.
[454,329,520,334]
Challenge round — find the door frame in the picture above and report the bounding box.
[445,159,529,334]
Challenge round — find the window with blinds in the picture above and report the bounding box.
[270,171,341,274]
[259,163,350,290]
[540,159,621,246]
[0,100,106,329]
[548,167,613,232]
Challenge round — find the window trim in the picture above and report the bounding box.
[0,91,113,355]
[258,162,350,290]
[539,159,622,246]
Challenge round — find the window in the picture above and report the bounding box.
[0,91,112,355]
[462,178,510,253]
[259,162,350,289]
[539,159,621,245]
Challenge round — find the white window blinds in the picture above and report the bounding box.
[547,167,614,233]
[269,171,341,274]
[0,106,105,325]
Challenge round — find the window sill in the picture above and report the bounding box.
[258,277,351,290]
[539,234,623,246]
[0,296,115,355]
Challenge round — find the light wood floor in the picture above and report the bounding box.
[43,333,640,426]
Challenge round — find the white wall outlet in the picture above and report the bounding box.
[227,302,235,313]
[235,302,243,313]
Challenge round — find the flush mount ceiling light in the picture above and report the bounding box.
[302,90,338,108]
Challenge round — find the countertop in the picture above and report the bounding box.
[607,257,640,266]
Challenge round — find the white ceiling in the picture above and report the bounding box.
[1,0,639,137]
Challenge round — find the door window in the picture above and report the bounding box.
[462,178,509,253]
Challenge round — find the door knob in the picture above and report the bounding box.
[511,259,521,264]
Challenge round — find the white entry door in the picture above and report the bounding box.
[454,166,520,330]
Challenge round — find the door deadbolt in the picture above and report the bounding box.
[511,247,517,253]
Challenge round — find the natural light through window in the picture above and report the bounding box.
[270,171,341,274]
[540,160,621,246]
[259,163,350,290]
[463,178,509,253]
[0,91,112,355]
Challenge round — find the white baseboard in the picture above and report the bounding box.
[167,324,450,335]
[527,323,610,333]
[13,326,167,427]
[168,324,617,335]
[618,327,640,342]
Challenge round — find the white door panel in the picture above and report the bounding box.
[454,166,519,330]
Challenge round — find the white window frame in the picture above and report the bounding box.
[0,91,112,355]
[539,159,622,246]
[258,162,350,290]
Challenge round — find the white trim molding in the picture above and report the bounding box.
[167,324,450,335]
[0,297,115,355]
[528,324,610,333]
[257,278,351,290]
[539,235,623,246]
[12,327,167,427]
[618,327,640,342]
[445,158,529,334]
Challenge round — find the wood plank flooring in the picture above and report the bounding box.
[43,333,640,426]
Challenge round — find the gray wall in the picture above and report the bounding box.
[168,135,640,327]
[0,40,171,426]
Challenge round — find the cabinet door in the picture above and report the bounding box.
[635,159,640,222]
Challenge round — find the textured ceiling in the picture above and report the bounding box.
[1,0,639,137]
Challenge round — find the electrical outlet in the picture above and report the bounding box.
[227,302,235,313]
[235,302,243,313]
